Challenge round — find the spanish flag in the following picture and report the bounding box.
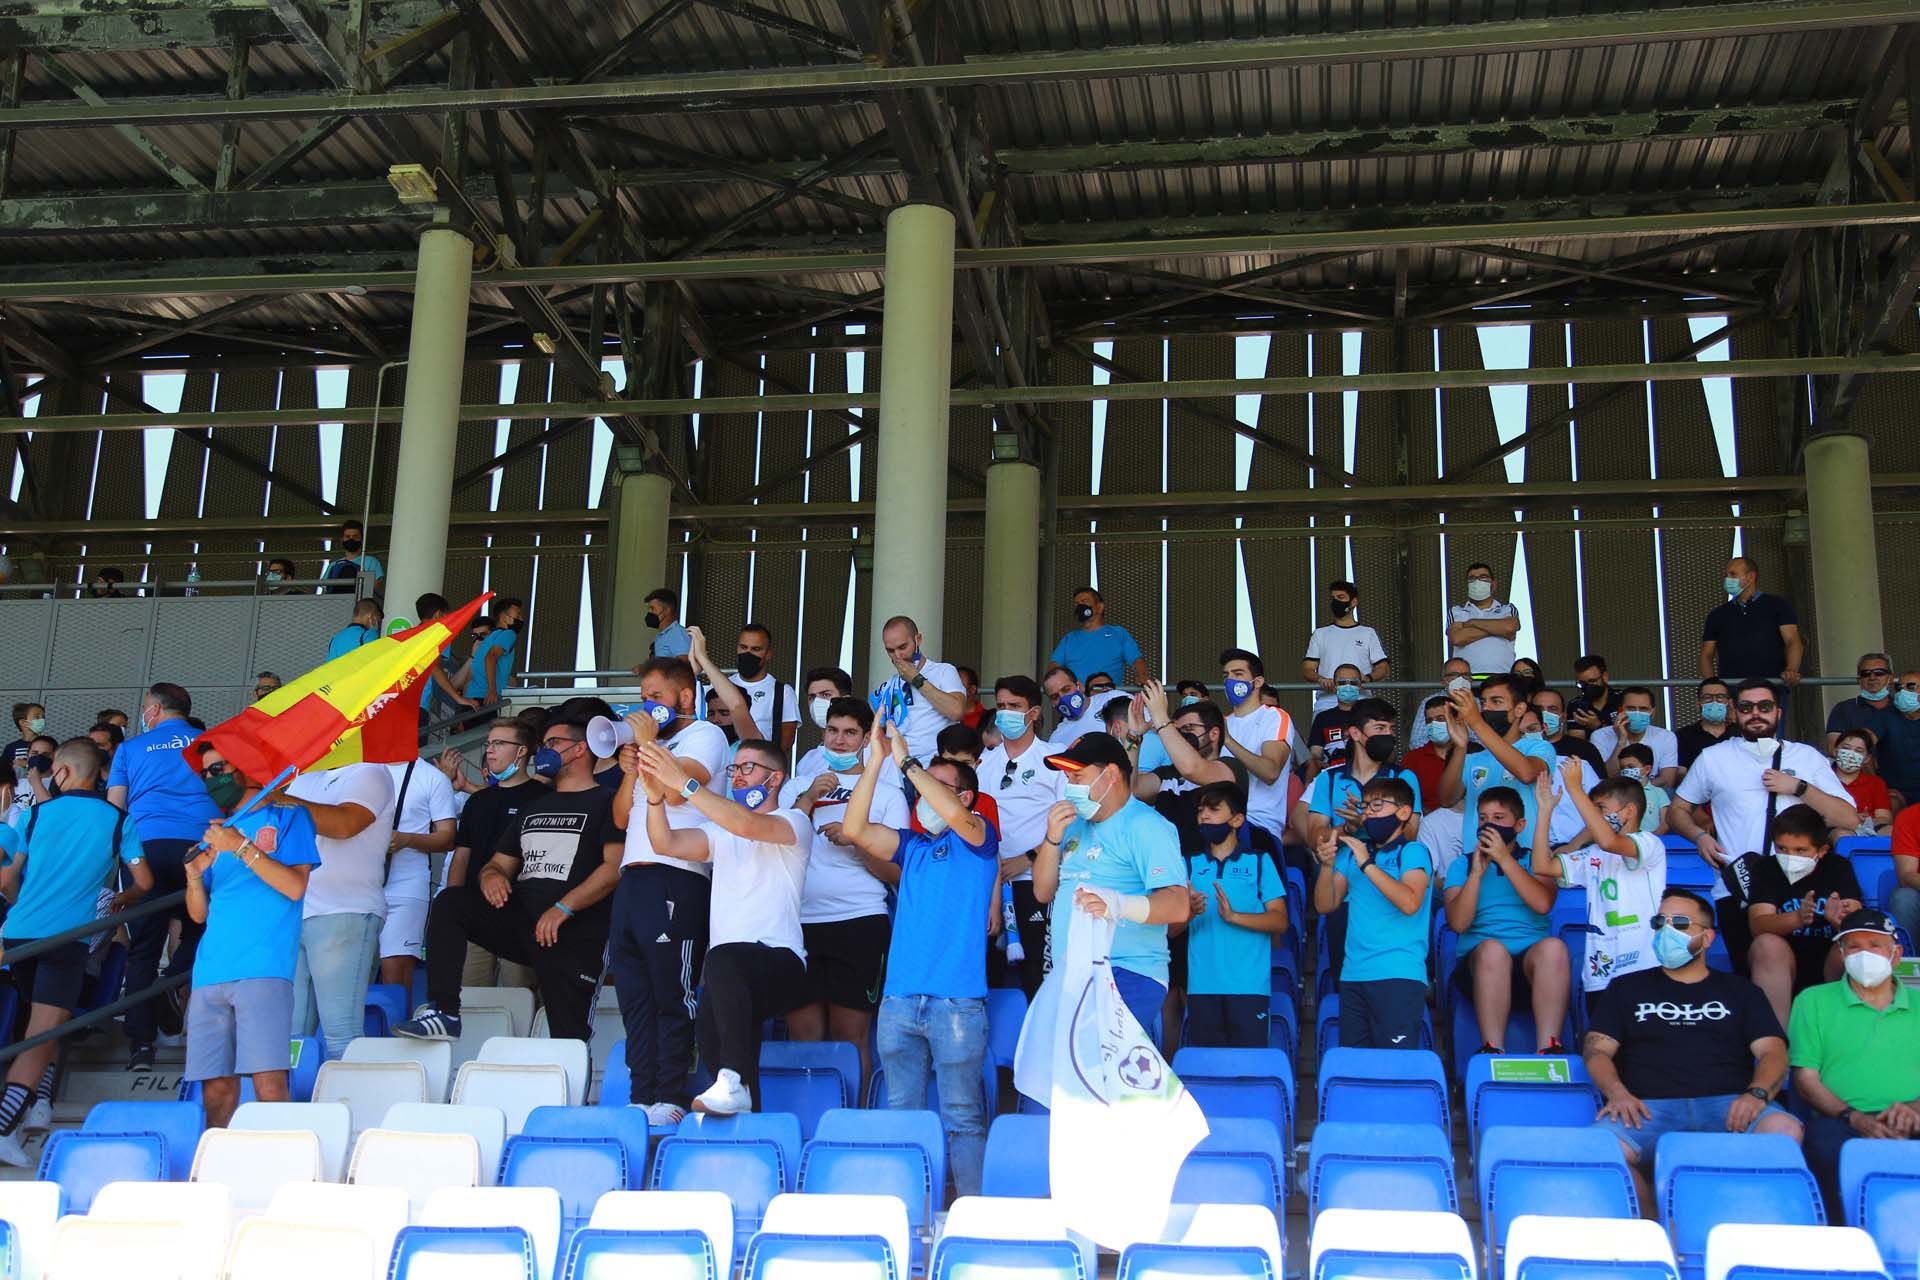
[191,592,493,781]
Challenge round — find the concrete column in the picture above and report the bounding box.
[609,469,673,669]
[1804,431,1884,716]
[982,460,1041,683]
[381,225,473,623]
[867,203,956,676]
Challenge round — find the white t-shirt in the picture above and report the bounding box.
[1556,830,1666,992]
[890,660,966,760]
[1304,622,1388,713]
[977,736,1066,876]
[1421,805,1465,883]
[289,763,397,920]
[1675,738,1847,897]
[384,759,458,900]
[621,719,733,874]
[1590,724,1681,775]
[1224,704,1295,836]
[1448,600,1520,674]
[730,672,799,743]
[1548,758,1602,847]
[781,767,905,923]
[1049,689,1130,749]
[704,809,811,958]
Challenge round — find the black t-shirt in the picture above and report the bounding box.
[1588,966,1784,1099]
[1568,688,1626,738]
[456,781,550,872]
[1151,756,1250,848]
[1551,736,1607,774]
[1310,709,1352,766]
[593,762,626,795]
[496,785,621,919]
[1676,721,1732,769]
[1701,592,1799,681]
[1743,853,1863,977]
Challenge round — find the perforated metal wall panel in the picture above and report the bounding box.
[156,374,216,539]
[526,364,597,674]
[196,369,279,579]
[1571,320,1664,684]
[1241,331,1314,725]
[749,352,814,688]
[336,364,403,528]
[941,400,993,675]
[1310,335,1349,607]
[1093,338,1165,680]
[150,597,257,688]
[1521,322,1583,682]
[799,353,860,695]
[41,690,142,735]
[1164,336,1240,682]
[47,600,150,689]
[0,602,53,689]
[1046,348,1097,647]
[691,359,761,634]
[252,596,358,682]
[272,369,326,517]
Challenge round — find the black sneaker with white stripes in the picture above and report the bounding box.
[393,1005,463,1041]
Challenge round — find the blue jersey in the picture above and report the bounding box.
[885,822,1001,1000]
[195,803,323,986]
[1460,736,1558,848]
[1184,844,1282,996]
[1309,763,1426,819]
[1336,838,1433,983]
[1048,799,1186,984]
[1049,625,1143,688]
[1444,843,1552,954]
[3,795,144,941]
[466,629,519,698]
[326,623,376,661]
[108,719,223,842]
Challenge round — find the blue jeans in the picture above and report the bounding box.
[1112,966,1167,1047]
[1595,1093,1795,1164]
[291,912,380,1059]
[877,995,989,1197]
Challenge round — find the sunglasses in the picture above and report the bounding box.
[1650,913,1701,931]
[1859,668,1892,679]
[201,762,231,778]
[1735,700,1777,714]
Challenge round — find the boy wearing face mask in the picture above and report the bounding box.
[1789,907,1920,1218]
[1615,744,1671,834]
[1532,760,1666,1002]
[1829,729,1889,834]
[1585,888,1798,1216]
[1176,784,1290,1048]
[1311,776,1431,1049]
[464,598,524,706]
[1442,787,1569,1053]
[1743,806,1864,1029]
[3,703,46,775]
[1302,698,1423,851]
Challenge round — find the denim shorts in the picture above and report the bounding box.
[185,978,294,1081]
[1595,1092,1793,1163]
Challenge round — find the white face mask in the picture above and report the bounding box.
[1844,950,1894,989]
[1835,748,1866,773]
[808,696,833,730]
[1775,852,1818,883]
[1743,736,1779,762]
[1466,579,1493,602]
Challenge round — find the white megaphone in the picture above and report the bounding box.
[587,715,636,758]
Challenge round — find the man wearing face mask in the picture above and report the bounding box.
[1866,668,1920,804]
[85,567,126,599]
[1590,687,1681,791]
[1700,556,1803,691]
[1302,698,1423,850]
[609,657,731,1126]
[1530,687,1606,777]
[1043,665,1126,749]
[1051,586,1148,689]
[398,717,621,1048]
[878,616,968,761]
[1034,734,1190,1042]
[1302,580,1389,716]
[1670,678,1856,968]
[1789,908,1920,1218]
[721,623,797,756]
[1132,684,1243,839]
[781,697,903,1085]
[643,588,690,659]
[1307,664,1367,774]
[1566,655,1625,741]
[326,598,383,662]
[1585,888,1798,1215]
[263,558,298,595]
[794,666,855,777]
[464,598,524,707]
[1825,653,1894,752]
[978,676,1065,996]
[1218,648,1296,840]
[1438,675,1555,850]
[1676,678,1735,771]
[1403,697,1456,812]
[1448,563,1521,674]
[322,519,383,596]
[108,682,225,1072]
[445,720,547,988]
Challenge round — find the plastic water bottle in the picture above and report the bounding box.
[184,562,200,597]
[1002,882,1024,964]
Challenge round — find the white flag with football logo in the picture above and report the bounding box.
[1013,888,1208,1249]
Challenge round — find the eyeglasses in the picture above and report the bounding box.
[253,685,278,696]
[484,738,522,750]
[1734,700,1777,714]
[1859,668,1892,679]
[725,761,773,779]
[1649,914,1700,931]
[201,762,231,778]
[540,736,580,750]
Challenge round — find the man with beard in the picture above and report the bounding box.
[1669,678,1856,969]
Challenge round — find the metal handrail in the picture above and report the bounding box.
[0,889,191,1066]
[510,671,1862,693]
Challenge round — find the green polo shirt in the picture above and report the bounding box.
[1787,978,1920,1112]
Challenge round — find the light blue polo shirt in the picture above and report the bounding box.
[1443,842,1552,954]
[194,803,324,987]
[1049,798,1186,985]
[885,821,1001,1000]
[652,621,692,659]
[1460,735,1558,847]
[1049,625,1143,688]
[108,720,224,843]
[465,628,519,698]
[2,795,144,941]
[1336,838,1433,983]
[1308,763,1425,819]
[326,623,376,661]
[1185,843,1282,996]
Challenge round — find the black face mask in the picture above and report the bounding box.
[736,652,764,679]
[1578,680,1606,702]
[1363,733,1398,764]
[644,612,662,630]
[1073,603,1095,624]
[1485,822,1519,850]
[1179,731,1209,755]
[341,538,362,553]
[1480,710,1512,737]
[1329,599,1353,619]
[25,753,51,774]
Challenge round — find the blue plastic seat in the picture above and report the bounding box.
[983,1114,1050,1199]
[987,989,1029,1069]
[1267,993,1298,1060]
[1317,1047,1449,1134]
[1465,1055,1600,1162]
[1479,1125,1638,1267]
[652,1137,787,1239]
[1841,1139,1920,1280]
[1174,1117,1286,1209]
[391,1224,535,1279]
[598,1040,631,1107]
[37,1131,166,1213]
[1171,1047,1295,1156]
[932,1236,1084,1280]
[364,982,409,1037]
[759,1042,860,1138]
[1317,996,1340,1061]
[864,1053,998,1116]
[1307,1121,1457,1221]
[522,1105,651,1184]
[1656,1133,1823,1280]
[562,1226,723,1280]
[500,1134,630,1240]
[801,1110,944,1266]
[671,1113,803,1190]
[743,1231,900,1280]
[1119,1242,1277,1279]
[1837,838,1896,909]
[82,1101,204,1182]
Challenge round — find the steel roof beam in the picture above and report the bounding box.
[6,0,1914,129]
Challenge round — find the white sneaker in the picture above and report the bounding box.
[21,1099,52,1134]
[156,1031,186,1049]
[640,1101,686,1128]
[0,1130,30,1169]
[690,1069,751,1117]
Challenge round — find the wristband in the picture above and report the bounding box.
[1118,894,1151,924]
[1794,779,1808,797]
[1839,1107,1855,1125]
[554,902,575,918]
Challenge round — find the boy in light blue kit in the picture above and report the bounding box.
[1177,783,1290,1047]
[1314,776,1433,1047]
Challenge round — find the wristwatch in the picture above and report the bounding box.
[910,673,927,689]
[679,778,701,800]
[1839,1107,1856,1125]
[1746,1086,1769,1103]
[1793,779,1809,797]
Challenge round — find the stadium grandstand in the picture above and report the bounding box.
[1,0,1920,1275]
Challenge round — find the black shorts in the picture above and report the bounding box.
[1185,994,1267,1048]
[1339,978,1428,1049]
[801,915,891,1012]
[1168,930,1189,992]
[7,939,90,1014]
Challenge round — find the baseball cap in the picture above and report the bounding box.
[1834,907,1898,941]
[1045,731,1132,778]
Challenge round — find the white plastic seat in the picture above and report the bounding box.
[344,1037,455,1104]
[939,1196,1097,1277]
[461,987,537,1037]
[477,1037,590,1106]
[529,1006,625,1076]
[44,1218,189,1280]
[0,1180,65,1280]
[89,1181,231,1280]
[347,1130,481,1221]
[1164,1203,1286,1276]
[1706,1225,1890,1280]
[756,1192,912,1278]
[265,1182,410,1271]
[188,1129,324,1213]
[1312,1208,1477,1280]
[229,1102,352,1182]
[225,1218,383,1280]
[450,1007,519,1075]
[313,1060,430,1139]
[450,1061,569,1134]
[383,1103,509,1187]
[421,1186,563,1280]
[1503,1215,1679,1280]
[587,1189,736,1275]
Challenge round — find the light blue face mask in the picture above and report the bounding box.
[1625,710,1653,733]
[1335,684,1361,704]
[1653,925,1696,969]
[1540,711,1563,736]
[915,798,948,835]
[1898,690,1920,715]
[1723,575,1743,596]
[1179,695,1203,707]
[486,761,519,784]
[822,747,861,772]
[1425,721,1450,746]
[1863,685,1891,702]
[1700,701,1728,724]
[994,710,1030,741]
[1064,779,1100,818]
